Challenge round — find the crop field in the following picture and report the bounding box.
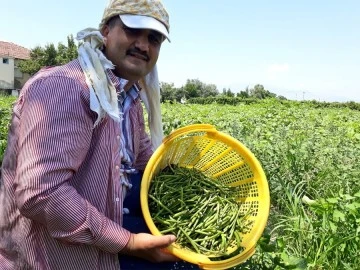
[161,101,360,269]
[0,96,16,164]
[1,95,359,269]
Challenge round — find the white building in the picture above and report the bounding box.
[0,41,30,94]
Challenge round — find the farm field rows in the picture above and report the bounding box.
[1,96,359,269]
[161,101,360,269]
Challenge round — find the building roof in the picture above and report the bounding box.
[0,41,30,60]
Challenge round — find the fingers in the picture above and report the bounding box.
[137,233,176,249]
[121,233,179,263]
[151,234,176,249]
[123,233,176,253]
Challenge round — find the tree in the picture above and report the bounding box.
[18,35,79,76]
[249,84,277,99]
[44,43,58,67]
[183,79,202,98]
[160,82,176,102]
[201,83,218,97]
[56,35,78,65]
[183,79,219,99]
[222,88,234,97]
[226,88,234,97]
[174,87,186,102]
[237,91,249,98]
[17,46,44,75]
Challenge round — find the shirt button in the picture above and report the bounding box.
[115,165,120,170]
[115,197,120,202]
[117,135,120,140]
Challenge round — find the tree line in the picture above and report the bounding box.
[18,35,284,102]
[18,35,78,76]
[161,81,286,103]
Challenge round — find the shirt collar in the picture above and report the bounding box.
[116,77,140,104]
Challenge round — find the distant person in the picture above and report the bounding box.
[0,0,196,269]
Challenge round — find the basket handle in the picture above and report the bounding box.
[162,124,217,144]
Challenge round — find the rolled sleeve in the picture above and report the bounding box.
[94,218,131,253]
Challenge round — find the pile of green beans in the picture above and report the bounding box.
[148,165,253,258]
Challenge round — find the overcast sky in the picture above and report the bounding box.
[1,0,359,102]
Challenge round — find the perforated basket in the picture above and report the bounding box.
[140,124,270,269]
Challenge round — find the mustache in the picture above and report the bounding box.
[126,48,150,61]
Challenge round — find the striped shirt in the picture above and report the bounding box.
[0,59,153,269]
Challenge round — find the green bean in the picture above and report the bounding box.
[178,227,201,254]
[148,165,252,257]
[148,194,174,215]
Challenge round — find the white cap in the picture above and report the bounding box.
[119,14,171,42]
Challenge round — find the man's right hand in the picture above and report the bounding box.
[121,233,180,262]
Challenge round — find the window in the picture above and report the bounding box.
[2,58,9,64]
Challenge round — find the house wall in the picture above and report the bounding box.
[0,56,15,89]
[14,59,30,89]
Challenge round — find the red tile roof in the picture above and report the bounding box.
[0,41,30,60]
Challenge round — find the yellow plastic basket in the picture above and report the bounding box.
[140,124,270,269]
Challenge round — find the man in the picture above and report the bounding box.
[0,0,182,269]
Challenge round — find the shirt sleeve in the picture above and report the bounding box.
[14,76,131,254]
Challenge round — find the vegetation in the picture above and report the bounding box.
[0,95,16,165]
[18,35,79,76]
[161,81,285,103]
[2,95,359,269]
[2,38,360,268]
[160,100,360,270]
[187,96,360,111]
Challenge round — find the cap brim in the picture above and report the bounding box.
[119,14,170,42]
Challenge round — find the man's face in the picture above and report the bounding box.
[102,17,164,81]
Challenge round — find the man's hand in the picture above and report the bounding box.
[121,233,180,262]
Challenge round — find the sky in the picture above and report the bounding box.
[1,0,359,102]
